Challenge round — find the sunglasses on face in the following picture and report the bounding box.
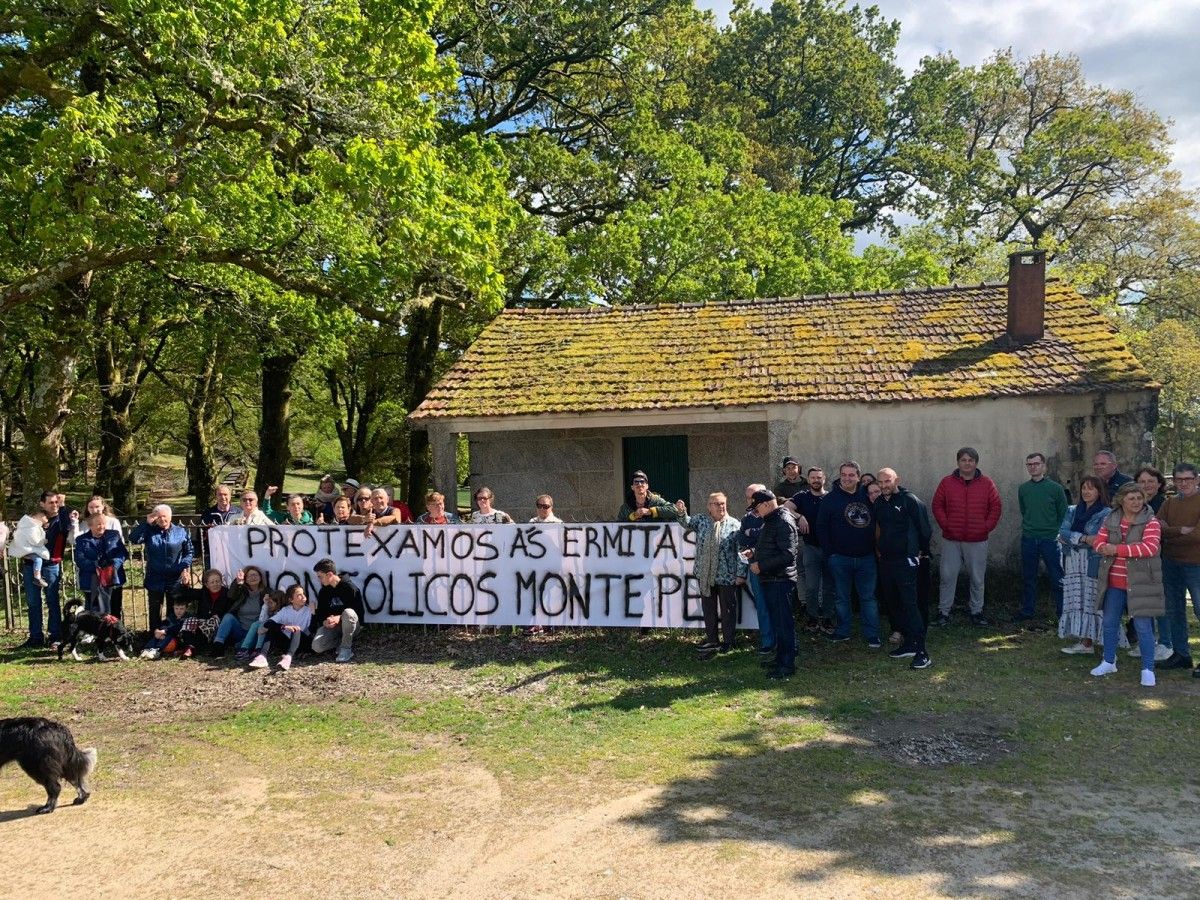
[536,503,551,510]
[632,480,647,486]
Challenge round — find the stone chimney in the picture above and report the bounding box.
[1007,249,1046,343]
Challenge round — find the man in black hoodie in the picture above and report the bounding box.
[748,490,799,680]
[815,461,881,648]
[311,558,365,663]
[875,468,934,670]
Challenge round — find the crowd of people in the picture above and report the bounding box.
[624,451,1199,686]
[4,451,1199,686]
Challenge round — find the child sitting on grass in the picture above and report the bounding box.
[236,589,284,662]
[9,509,50,588]
[248,585,312,671]
[140,596,190,660]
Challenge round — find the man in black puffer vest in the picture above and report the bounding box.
[748,489,799,680]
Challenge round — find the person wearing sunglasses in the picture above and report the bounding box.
[617,471,680,523]
[470,488,513,524]
[529,495,562,523]
[230,490,271,526]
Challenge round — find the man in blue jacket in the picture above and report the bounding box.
[748,489,799,680]
[74,513,129,617]
[129,504,194,632]
[816,461,881,648]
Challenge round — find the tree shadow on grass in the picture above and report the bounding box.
[620,724,1200,898]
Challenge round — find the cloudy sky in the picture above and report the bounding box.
[699,0,1200,191]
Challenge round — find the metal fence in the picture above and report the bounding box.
[2,516,215,634]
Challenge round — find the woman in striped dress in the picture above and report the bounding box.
[1057,476,1109,654]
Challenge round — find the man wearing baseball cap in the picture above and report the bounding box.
[748,489,799,680]
[774,457,805,501]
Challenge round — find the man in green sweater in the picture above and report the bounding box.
[1016,452,1069,623]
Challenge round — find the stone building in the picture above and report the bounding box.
[410,251,1158,561]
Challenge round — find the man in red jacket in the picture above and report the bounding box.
[931,447,1003,627]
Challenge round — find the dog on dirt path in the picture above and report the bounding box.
[0,717,97,814]
[58,601,134,662]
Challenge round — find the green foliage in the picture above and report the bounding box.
[903,51,1180,296]
[1,1,1194,496]
[1127,319,1200,467]
[705,0,951,231]
[0,0,512,315]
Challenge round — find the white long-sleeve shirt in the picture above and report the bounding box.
[270,604,313,631]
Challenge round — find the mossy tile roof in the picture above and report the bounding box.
[410,283,1156,421]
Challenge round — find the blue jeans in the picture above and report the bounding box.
[1161,558,1199,660]
[22,560,63,644]
[1021,536,1063,618]
[762,579,797,673]
[214,614,249,646]
[828,554,881,643]
[239,624,266,651]
[746,570,773,651]
[802,544,835,620]
[1101,587,1155,668]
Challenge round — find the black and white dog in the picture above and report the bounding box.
[58,601,134,661]
[0,717,97,814]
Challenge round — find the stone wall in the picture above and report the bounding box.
[774,389,1158,564]
[458,388,1157,570]
[467,421,768,522]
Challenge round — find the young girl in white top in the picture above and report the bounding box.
[248,585,313,671]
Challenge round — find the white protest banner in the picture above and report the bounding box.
[208,523,760,629]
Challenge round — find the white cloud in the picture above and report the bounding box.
[698,0,1200,189]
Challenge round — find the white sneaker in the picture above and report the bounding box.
[1090,661,1118,677]
[1061,642,1093,655]
[248,654,268,669]
[278,654,292,671]
[141,648,160,660]
[1141,670,1156,687]
[139,649,153,659]
[1154,644,1173,662]
[1127,645,1142,658]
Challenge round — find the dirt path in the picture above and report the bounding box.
[8,732,1194,899]
[0,772,975,900]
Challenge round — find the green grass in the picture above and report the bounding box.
[2,623,1198,893]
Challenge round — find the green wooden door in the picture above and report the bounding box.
[622,435,690,504]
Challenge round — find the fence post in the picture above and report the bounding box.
[2,545,12,631]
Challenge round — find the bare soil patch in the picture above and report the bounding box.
[859,712,1016,767]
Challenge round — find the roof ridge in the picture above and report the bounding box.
[501,277,1072,317]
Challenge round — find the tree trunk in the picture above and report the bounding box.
[403,300,443,510]
[325,365,386,481]
[255,352,300,497]
[18,316,82,506]
[186,413,216,513]
[94,403,138,514]
[19,426,65,506]
[185,335,222,511]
